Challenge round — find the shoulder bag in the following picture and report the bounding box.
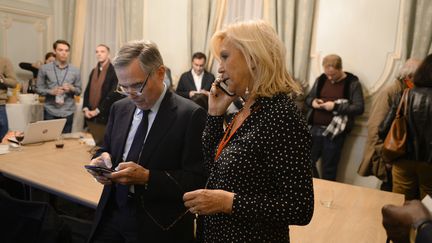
[382,88,409,162]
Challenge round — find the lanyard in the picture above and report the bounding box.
[214,105,260,161]
[53,62,69,86]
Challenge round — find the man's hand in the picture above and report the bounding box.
[189,90,198,98]
[62,83,75,93]
[320,101,335,111]
[84,109,99,119]
[312,98,324,109]
[199,89,210,96]
[382,200,432,243]
[183,189,234,215]
[107,162,149,185]
[87,152,113,185]
[49,87,64,96]
[84,109,93,119]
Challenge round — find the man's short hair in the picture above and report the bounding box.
[322,54,343,70]
[192,52,206,62]
[113,40,163,73]
[97,44,110,52]
[53,40,70,50]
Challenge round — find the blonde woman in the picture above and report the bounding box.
[183,20,314,242]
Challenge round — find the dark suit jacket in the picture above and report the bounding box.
[83,63,125,124]
[88,90,207,243]
[176,70,215,98]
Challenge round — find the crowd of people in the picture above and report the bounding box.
[0,18,431,242]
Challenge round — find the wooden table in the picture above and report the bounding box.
[0,139,103,208]
[290,179,404,243]
[0,142,404,240]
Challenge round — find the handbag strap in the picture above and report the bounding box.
[396,88,409,117]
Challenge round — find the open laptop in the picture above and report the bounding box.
[20,119,66,145]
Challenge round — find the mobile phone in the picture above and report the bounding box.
[216,79,236,97]
[84,165,114,174]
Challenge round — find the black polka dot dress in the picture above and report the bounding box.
[202,93,314,242]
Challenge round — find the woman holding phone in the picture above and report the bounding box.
[183,20,314,242]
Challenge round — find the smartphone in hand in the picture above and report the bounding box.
[216,78,236,97]
[85,165,114,174]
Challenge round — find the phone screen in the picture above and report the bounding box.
[84,165,114,174]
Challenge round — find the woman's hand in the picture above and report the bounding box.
[208,81,237,116]
[183,189,234,215]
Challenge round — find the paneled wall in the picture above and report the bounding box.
[0,0,69,82]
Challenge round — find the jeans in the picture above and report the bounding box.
[0,105,9,140]
[44,110,74,133]
[310,125,346,181]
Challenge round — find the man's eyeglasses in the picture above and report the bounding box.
[116,70,152,96]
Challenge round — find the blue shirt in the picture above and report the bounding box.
[36,61,81,117]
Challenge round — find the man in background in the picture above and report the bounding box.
[0,56,18,140]
[83,44,124,144]
[305,54,364,181]
[176,52,215,99]
[36,39,81,133]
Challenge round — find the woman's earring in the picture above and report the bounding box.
[245,87,250,96]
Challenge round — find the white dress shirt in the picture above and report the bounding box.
[191,69,203,91]
[120,84,167,193]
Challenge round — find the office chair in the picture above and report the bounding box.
[0,189,92,243]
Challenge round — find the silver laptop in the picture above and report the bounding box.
[21,119,66,145]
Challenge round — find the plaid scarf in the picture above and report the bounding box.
[322,99,349,139]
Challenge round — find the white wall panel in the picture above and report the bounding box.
[0,5,51,82]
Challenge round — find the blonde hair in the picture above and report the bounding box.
[211,20,302,98]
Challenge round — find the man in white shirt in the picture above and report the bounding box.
[176,52,215,99]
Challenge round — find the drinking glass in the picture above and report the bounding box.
[319,187,334,208]
[55,135,64,149]
[14,131,25,151]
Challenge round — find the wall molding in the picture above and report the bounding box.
[309,0,406,98]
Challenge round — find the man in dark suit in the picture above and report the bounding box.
[83,44,124,125]
[86,40,207,243]
[176,52,215,99]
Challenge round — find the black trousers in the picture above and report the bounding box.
[92,197,139,243]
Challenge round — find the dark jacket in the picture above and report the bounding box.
[379,86,432,163]
[305,72,365,134]
[83,63,125,124]
[176,70,215,98]
[88,90,207,243]
[417,222,432,243]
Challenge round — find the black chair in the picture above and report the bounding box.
[0,189,92,243]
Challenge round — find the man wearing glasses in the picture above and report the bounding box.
[86,40,207,243]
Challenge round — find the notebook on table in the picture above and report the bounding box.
[19,119,66,145]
